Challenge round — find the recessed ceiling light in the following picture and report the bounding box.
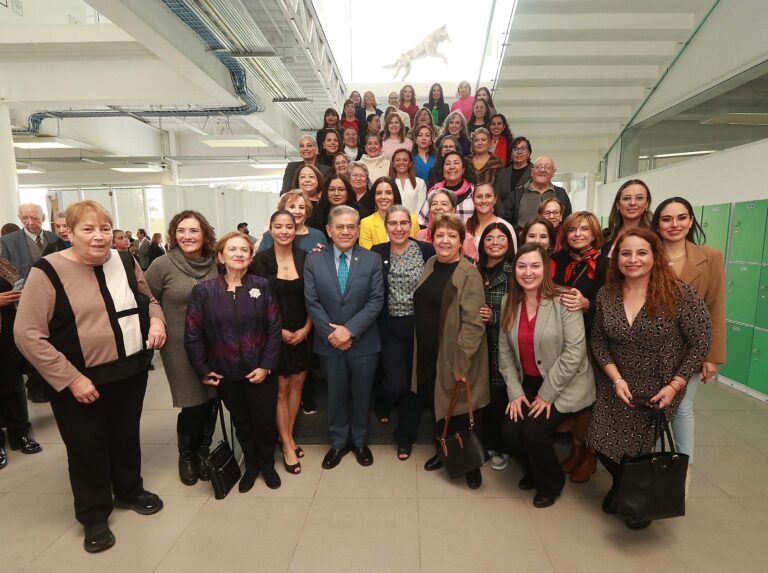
[250,163,288,169]
[200,135,268,148]
[16,166,46,174]
[13,136,77,149]
[110,165,164,173]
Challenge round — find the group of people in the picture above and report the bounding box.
[0,84,724,554]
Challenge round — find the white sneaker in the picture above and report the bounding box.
[491,453,510,471]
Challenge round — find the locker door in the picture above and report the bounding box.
[700,203,731,258]
[725,263,761,324]
[720,322,753,384]
[693,205,703,228]
[730,200,768,263]
[747,328,768,395]
[755,265,768,330]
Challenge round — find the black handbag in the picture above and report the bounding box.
[436,379,489,479]
[204,400,241,500]
[614,408,689,522]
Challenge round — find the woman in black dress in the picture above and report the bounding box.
[551,212,608,483]
[251,210,312,475]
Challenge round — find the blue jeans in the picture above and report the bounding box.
[671,372,701,463]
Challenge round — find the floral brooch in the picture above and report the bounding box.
[249,287,261,299]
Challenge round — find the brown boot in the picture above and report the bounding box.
[570,449,597,483]
[561,442,586,474]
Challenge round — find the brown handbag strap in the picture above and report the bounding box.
[440,379,474,442]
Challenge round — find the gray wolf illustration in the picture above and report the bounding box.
[383,26,450,81]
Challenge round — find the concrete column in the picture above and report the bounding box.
[0,105,20,226]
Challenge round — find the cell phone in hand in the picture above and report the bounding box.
[631,394,658,409]
[12,278,25,291]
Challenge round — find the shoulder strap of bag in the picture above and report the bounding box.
[440,379,475,441]
[215,398,231,446]
[653,408,678,454]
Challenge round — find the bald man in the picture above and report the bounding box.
[496,155,572,232]
[0,204,64,279]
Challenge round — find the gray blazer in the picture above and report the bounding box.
[0,229,61,279]
[498,296,595,413]
[303,245,384,357]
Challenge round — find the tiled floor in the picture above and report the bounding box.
[2,360,768,572]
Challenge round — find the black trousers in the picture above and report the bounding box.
[218,374,278,471]
[177,399,217,451]
[378,315,415,417]
[0,367,30,433]
[501,375,566,497]
[597,451,622,488]
[48,372,147,526]
[483,384,509,453]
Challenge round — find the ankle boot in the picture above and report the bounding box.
[561,442,586,474]
[0,430,7,470]
[570,448,597,483]
[196,401,218,482]
[177,434,198,486]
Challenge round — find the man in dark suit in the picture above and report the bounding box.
[130,228,152,270]
[304,205,385,469]
[0,203,63,279]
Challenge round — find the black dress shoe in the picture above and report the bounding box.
[238,469,258,493]
[533,493,559,508]
[8,432,43,455]
[84,522,116,553]
[322,447,350,470]
[424,454,443,472]
[465,468,482,489]
[196,452,211,481]
[602,490,617,515]
[518,475,535,490]
[261,467,282,490]
[625,519,652,530]
[0,431,7,470]
[26,387,50,404]
[113,490,164,515]
[352,446,374,467]
[178,450,198,486]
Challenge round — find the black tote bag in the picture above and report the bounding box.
[204,399,241,500]
[436,379,489,479]
[614,408,689,522]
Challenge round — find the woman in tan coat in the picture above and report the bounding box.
[652,197,726,491]
[406,214,489,489]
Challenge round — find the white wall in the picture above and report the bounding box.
[596,138,768,215]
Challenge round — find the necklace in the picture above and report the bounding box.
[668,251,686,266]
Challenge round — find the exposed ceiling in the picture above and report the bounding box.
[493,0,715,173]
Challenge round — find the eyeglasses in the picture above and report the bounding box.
[483,235,508,244]
[620,195,648,204]
[512,147,529,153]
[542,210,561,217]
[332,224,357,232]
[386,221,411,228]
[534,165,554,172]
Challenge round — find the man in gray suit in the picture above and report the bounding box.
[131,228,152,270]
[0,203,63,280]
[304,205,385,469]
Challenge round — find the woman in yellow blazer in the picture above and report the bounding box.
[652,197,726,491]
[359,177,418,249]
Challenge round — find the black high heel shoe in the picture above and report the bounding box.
[283,452,301,475]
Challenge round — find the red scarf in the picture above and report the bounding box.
[564,247,600,283]
[493,137,508,167]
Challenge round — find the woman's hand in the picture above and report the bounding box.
[614,379,633,406]
[479,304,492,323]
[281,328,296,344]
[69,376,100,404]
[0,290,21,307]
[702,361,719,382]
[559,288,588,312]
[528,395,552,419]
[246,368,270,384]
[651,385,678,409]
[202,372,223,386]
[147,318,166,349]
[505,396,530,423]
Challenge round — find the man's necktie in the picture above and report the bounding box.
[35,235,43,250]
[338,252,348,292]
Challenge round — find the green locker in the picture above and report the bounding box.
[726,262,761,324]
[720,321,753,384]
[693,205,703,227]
[700,203,731,258]
[763,216,768,263]
[747,328,768,394]
[755,265,768,330]
[730,199,768,263]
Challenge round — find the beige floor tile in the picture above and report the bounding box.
[560,465,614,499]
[732,496,768,524]
[12,444,163,495]
[156,496,310,573]
[656,498,768,572]
[419,497,554,573]
[694,444,768,497]
[700,410,768,455]
[289,497,420,573]
[240,444,324,498]
[413,445,526,499]
[691,412,743,446]
[23,495,208,573]
[139,409,177,446]
[685,466,729,498]
[26,405,63,445]
[694,381,766,412]
[526,495,687,573]
[0,492,77,572]
[139,443,216,497]
[0,443,67,493]
[314,444,417,498]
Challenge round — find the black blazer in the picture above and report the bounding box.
[422,101,450,126]
[371,240,435,326]
[250,245,307,287]
[551,249,608,335]
[281,161,334,195]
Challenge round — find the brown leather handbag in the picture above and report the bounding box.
[436,379,489,479]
